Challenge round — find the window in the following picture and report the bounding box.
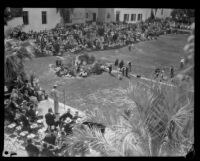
[131,14,136,21]
[116,11,120,22]
[127,14,129,21]
[93,13,96,22]
[137,14,142,21]
[22,11,28,25]
[42,11,47,24]
[86,13,88,18]
[124,14,129,22]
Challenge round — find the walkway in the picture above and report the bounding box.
[111,69,194,93]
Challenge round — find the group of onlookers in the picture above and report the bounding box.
[7,19,183,57]
[4,73,48,131]
[24,106,105,156]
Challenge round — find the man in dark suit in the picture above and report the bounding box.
[26,104,37,123]
[45,108,56,132]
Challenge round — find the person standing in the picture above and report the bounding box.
[128,61,132,72]
[114,59,119,67]
[131,43,135,50]
[45,108,56,132]
[50,84,59,115]
[170,65,174,78]
[119,60,124,71]
[180,57,185,69]
[122,66,125,76]
[125,66,129,77]
[108,64,112,74]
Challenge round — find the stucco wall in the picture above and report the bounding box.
[22,8,61,32]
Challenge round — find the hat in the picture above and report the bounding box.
[64,117,72,124]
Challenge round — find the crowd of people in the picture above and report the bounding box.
[4,73,106,156]
[7,19,186,57]
[4,73,48,126]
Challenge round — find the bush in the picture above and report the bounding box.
[90,61,104,75]
[77,54,95,65]
[68,65,76,76]
[88,55,95,64]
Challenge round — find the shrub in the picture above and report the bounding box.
[88,55,95,64]
[90,61,104,75]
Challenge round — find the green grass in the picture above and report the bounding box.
[24,34,189,118]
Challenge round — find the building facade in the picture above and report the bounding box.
[85,8,98,23]
[4,8,173,32]
[98,8,115,23]
[22,8,61,32]
[113,8,152,23]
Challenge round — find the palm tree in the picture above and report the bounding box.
[60,78,193,156]
[56,8,74,24]
[4,39,36,84]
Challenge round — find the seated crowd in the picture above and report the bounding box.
[7,19,182,57]
[4,73,106,156]
[24,107,106,157]
[4,74,48,131]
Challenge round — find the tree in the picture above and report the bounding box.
[4,7,11,25]
[171,9,194,23]
[4,8,23,25]
[4,39,36,83]
[56,8,74,23]
[10,8,23,17]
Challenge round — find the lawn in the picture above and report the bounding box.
[24,34,189,120]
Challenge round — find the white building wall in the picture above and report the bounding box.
[114,8,151,23]
[22,8,61,32]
